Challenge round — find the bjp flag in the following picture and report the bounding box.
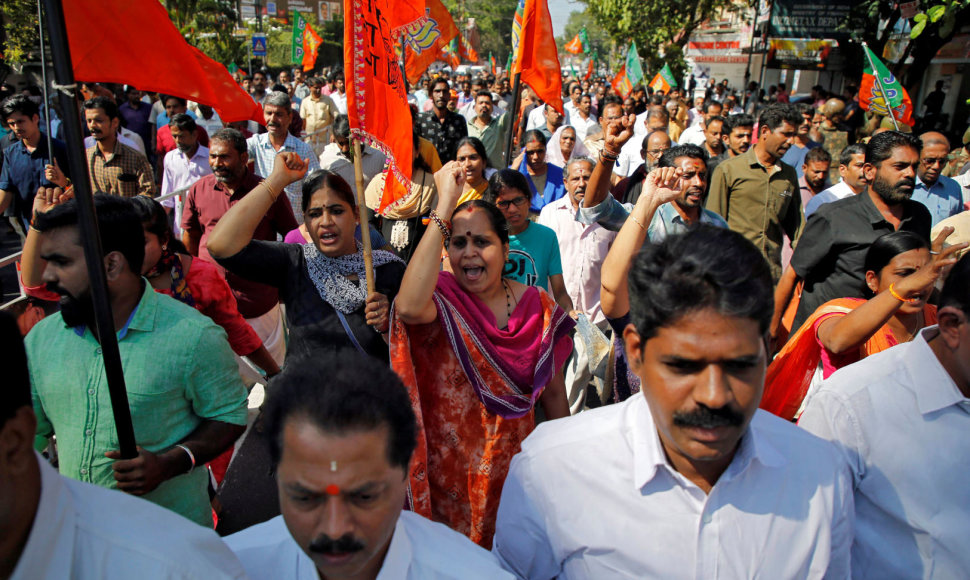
[511,0,562,114]
[564,33,583,55]
[345,0,424,213]
[403,0,458,84]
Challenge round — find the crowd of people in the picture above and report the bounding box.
[1,58,970,579]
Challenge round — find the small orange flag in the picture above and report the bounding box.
[403,0,458,84]
[302,22,323,72]
[511,0,562,114]
[564,34,583,55]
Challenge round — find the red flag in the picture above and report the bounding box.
[403,0,458,84]
[302,21,323,72]
[583,58,594,81]
[511,0,563,114]
[345,0,422,214]
[564,34,583,55]
[63,0,262,124]
[611,64,632,98]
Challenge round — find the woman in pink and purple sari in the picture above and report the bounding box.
[392,161,574,548]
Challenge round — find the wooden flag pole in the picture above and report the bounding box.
[352,137,375,295]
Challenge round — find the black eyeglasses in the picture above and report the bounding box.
[496,196,529,209]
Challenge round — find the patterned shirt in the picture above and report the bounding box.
[417,110,468,163]
[246,132,320,222]
[27,283,248,526]
[86,143,155,197]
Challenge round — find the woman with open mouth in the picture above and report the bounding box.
[207,152,405,364]
[763,229,963,421]
[391,161,574,549]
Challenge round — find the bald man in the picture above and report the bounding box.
[912,131,964,227]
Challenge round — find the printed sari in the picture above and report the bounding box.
[390,272,574,548]
[762,297,937,421]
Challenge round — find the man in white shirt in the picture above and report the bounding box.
[493,226,854,579]
[0,313,247,580]
[805,143,868,217]
[563,82,582,121]
[160,113,211,237]
[619,105,673,178]
[330,72,348,115]
[319,114,386,197]
[225,352,512,580]
[799,253,970,580]
[680,99,723,147]
[570,93,598,142]
[539,158,617,413]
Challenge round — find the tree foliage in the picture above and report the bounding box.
[557,8,611,57]
[443,0,519,64]
[1,0,38,65]
[164,0,246,66]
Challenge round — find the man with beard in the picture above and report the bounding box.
[247,92,319,222]
[806,143,868,217]
[154,96,210,185]
[81,97,155,197]
[299,77,338,157]
[250,70,269,104]
[27,194,247,526]
[183,128,298,375]
[707,103,804,281]
[799,147,831,209]
[911,131,964,227]
[492,226,853,579]
[538,158,618,413]
[771,131,932,340]
[618,105,671,179]
[611,129,672,205]
[160,114,211,238]
[465,91,512,169]
[708,113,754,176]
[417,78,468,163]
[224,352,512,579]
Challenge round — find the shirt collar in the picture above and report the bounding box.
[70,280,157,338]
[257,132,296,151]
[375,516,412,580]
[907,326,968,415]
[631,396,786,491]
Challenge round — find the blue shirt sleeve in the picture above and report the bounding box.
[576,195,633,232]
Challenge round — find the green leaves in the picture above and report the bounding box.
[927,4,946,21]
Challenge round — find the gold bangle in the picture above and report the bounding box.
[888,283,918,304]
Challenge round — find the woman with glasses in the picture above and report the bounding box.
[485,169,574,314]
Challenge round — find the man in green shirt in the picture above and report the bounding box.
[466,91,512,169]
[706,103,805,282]
[27,194,248,527]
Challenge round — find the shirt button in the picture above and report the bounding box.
[85,429,93,436]
[702,513,713,524]
[95,348,102,355]
[80,468,88,475]
[88,389,95,395]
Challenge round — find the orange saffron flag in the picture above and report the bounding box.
[511,0,563,114]
[302,21,323,72]
[345,0,424,214]
[403,0,458,84]
[63,0,263,123]
[564,33,583,55]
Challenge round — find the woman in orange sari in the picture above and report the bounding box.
[763,229,965,421]
[392,161,573,548]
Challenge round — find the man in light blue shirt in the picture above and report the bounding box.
[246,91,320,222]
[911,131,963,227]
[577,144,728,239]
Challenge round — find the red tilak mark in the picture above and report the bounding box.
[325,484,340,496]
[465,231,472,237]
[465,206,475,213]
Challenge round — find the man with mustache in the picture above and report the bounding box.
[224,352,513,579]
[706,103,805,282]
[911,131,964,227]
[493,226,853,579]
[160,114,210,238]
[182,128,298,377]
[538,158,618,413]
[417,78,467,163]
[80,97,155,197]
[771,131,933,342]
[707,112,754,176]
[26,194,248,526]
[247,91,319,222]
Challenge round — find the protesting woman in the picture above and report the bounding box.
[455,137,492,205]
[207,152,405,363]
[762,229,966,421]
[392,161,574,548]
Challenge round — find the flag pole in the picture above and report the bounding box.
[503,72,522,167]
[42,0,137,458]
[861,41,901,132]
[352,138,376,294]
[36,0,53,164]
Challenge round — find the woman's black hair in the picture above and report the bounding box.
[455,136,491,169]
[301,169,357,217]
[129,195,187,254]
[452,199,509,245]
[863,231,929,296]
[484,168,531,205]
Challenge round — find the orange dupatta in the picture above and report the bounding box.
[761,297,937,421]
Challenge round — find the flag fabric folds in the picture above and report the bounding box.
[489,52,497,75]
[579,28,591,54]
[441,40,461,68]
[344,0,422,214]
[403,0,458,84]
[625,42,645,87]
[292,12,323,72]
[649,64,678,93]
[511,0,563,114]
[565,34,584,55]
[860,45,914,126]
[611,63,632,98]
[63,0,263,123]
[584,54,595,81]
[459,34,480,64]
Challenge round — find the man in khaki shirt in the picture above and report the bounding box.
[706,103,804,282]
[299,77,337,156]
